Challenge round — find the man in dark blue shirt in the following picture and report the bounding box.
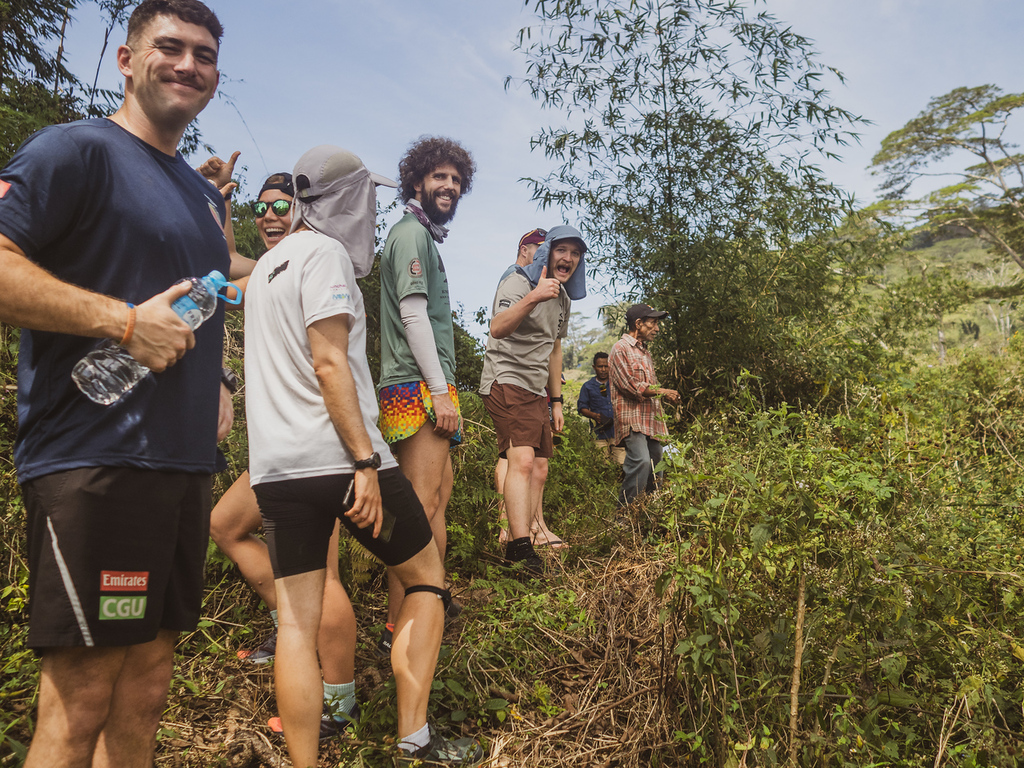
[0,2,230,765]
[577,352,625,465]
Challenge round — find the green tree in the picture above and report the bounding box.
[0,0,78,84]
[870,85,1024,270]
[0,76,83,166]
[0,0,87,166]
[511,0,863,410]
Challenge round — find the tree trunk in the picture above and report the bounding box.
[52,3,72,96]
[788,569,807,767]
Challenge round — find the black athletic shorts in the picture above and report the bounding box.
[253,467,433,579]
[23,467,212,651]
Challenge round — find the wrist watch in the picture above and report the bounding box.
[549,396,564,403]
[220,367,239,394]
[354,452,382,470]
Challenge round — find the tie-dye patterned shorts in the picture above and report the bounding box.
[378,381,462,446]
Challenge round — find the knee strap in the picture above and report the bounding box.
[405,584,451,612]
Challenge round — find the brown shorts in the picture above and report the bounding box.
[482,383,554,459]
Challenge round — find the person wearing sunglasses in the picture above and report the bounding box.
[250,178,293,250]
[195,160,293,286]
[197,164,359,741]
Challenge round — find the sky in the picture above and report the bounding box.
[55,0,1024,337]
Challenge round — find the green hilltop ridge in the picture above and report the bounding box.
[862,233,1023,360]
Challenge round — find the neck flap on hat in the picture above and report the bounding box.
[519,224,588,301]
[290,167,379,278]
[404,199,449,243]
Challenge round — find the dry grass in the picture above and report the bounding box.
[140,513,690,768]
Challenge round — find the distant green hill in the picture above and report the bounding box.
[863,234,1023,360]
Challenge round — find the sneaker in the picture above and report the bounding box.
[268,701,360,742]
[320,700,360,740]
[445,599,464,623]
[396,725,484,766]
[237,629,276,664]
[376,625,394,659]
[504,537,544,578]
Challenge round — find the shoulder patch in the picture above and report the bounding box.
[497,298,512,310]
[268,260,290,282]
[408,258,423,277]
[0,179,10,198]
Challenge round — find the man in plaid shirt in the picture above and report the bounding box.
[609,304,680,506]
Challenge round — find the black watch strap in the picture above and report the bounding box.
[549,395,564,403]
[220,367,239,394]
[354,452,382,470]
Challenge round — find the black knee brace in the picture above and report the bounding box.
[405,584,451,612]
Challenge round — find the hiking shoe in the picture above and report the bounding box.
[504,537,545,578]
[445,599,464,623]
[320,700,360,740]
[268,701,359,742]
[396,725,484,766]
[376,625,394,659]
[237,629,276,664]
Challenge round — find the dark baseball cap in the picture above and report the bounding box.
[625,303,668,325]
[518,228,547,249]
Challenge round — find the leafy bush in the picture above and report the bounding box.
[653,346,1024,766]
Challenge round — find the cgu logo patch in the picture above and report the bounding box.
[100,596,147,620]
[99,570,148,621]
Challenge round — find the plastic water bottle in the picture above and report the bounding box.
[72,270,239,405]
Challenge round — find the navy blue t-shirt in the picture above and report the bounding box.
[0,119,229,482]
[578,375,615,440]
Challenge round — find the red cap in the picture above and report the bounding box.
[518,228,547,249]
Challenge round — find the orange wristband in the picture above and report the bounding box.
[119,303,136,346]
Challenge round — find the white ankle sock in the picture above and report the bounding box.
[399,722,431,752]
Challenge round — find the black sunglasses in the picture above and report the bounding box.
[251,199,292,218]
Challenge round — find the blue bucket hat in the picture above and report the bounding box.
[519,224,588,300]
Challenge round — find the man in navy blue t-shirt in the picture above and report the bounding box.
[578,352,625,465]
[0,1,229,765]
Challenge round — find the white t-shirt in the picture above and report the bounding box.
[244,230,397,485]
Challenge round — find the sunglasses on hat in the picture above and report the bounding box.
[251,199,291,218]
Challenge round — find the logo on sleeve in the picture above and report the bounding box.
[408,259,423,277]
[268,260,290,282]
[498,299,512,310]
[207,199,223,228]
[0,179,10,198]
[330,283,350,302]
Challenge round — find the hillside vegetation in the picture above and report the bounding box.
[3,324,1024,766]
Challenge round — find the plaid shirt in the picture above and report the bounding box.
[609,333,668,444]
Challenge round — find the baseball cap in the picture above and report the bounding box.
[290,145,397,279]
[258,172,294,199]
[293,146,397,202]
[625,303,668,326]
[518,228,547,249]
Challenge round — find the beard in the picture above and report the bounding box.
[420,188,459,225]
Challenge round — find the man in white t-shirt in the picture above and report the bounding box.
[244,145,482,767]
